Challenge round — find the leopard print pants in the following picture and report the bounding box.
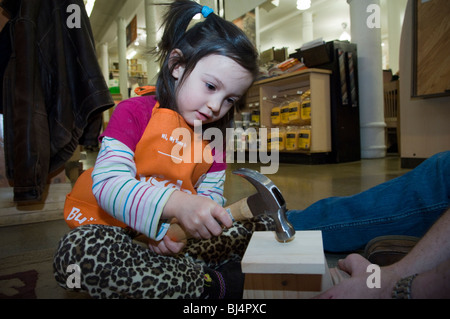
[53,216,274,299]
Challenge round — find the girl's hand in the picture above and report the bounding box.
[148,236,187,256]
[163,191,233,240]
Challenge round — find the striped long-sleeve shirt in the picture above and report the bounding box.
[92,137,227,240]
[91,96,227,240]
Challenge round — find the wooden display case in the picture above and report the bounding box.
[243,68,332,157]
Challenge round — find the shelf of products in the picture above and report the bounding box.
[237,68,332,156]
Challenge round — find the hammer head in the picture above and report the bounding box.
[232,168,295,242]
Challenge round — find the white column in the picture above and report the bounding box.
[145,0,159,83]
[302,11,313,44]
[100,42,109,84]
[117,17,128,100]
[347,0,386,158]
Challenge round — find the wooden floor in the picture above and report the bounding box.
[0,153,411,298]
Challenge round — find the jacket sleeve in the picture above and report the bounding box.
[3,0,113,202]
[92,137,176,240]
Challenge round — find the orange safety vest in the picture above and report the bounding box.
[64,103,213,229]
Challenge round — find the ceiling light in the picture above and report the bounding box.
[339,22,351,41]
[192,0,201,19]
[296,0,311,11]
[84,0,95,17]
[127,50,137,60]
[260,0,279,12]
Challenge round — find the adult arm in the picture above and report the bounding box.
[317,208,450,299]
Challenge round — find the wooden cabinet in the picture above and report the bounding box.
[242,69,332,158]
[413,0,450,97]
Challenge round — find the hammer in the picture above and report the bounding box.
[166,168,295,243]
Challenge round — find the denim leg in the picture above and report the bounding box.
[286,151,450,252]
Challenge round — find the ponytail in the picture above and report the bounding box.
[157,1,203,62]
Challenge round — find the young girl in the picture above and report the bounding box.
[54,0,274,298]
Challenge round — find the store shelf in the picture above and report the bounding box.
[243,68,332,156]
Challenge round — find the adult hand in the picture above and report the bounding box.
[315,254,399,299]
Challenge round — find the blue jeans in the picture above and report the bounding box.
[286,151,450,252]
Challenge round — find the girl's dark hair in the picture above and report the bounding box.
[155,0,259,132]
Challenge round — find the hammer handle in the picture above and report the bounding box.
[166,197,252,242]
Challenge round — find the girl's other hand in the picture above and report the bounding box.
[148,235,187,256]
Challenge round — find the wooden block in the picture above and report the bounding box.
[242,231,325,274]
[242,231,330,299]
[243,273,323,298]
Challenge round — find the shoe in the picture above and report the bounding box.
[364,235,419,267]
[201,261,245,299]
[216,261,245,299]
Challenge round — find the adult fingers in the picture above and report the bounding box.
[338,253,372,276]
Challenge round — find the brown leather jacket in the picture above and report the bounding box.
[2,0,114,201]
